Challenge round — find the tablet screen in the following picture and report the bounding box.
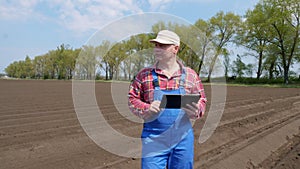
[159,94,201,109]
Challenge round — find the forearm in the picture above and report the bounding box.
[193,80,207,118]
[128,96,151,118]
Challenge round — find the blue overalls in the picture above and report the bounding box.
[141,69,194,169]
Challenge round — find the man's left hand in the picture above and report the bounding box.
[182,102,201,119]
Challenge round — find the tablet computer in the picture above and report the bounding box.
[159,94,201,109]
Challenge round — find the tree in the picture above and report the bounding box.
[237,4,270,79]
[124,33,154,80]
[63,48,79,79]
[263,44,282,79]
[56,44,67,79]
[5,61,18,77]
[96,40,111,80]
[5,57,33,78]
[223,54,230,79]
[24,56,34,78]
[176,24,202,72]
[207,12,242,82]
[33,55,46,79]
[262,0,300,84]
[76,45,97,80]
[232,54,247,77]
[194,19,214,74]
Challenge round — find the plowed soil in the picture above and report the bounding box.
[0,79,299,169]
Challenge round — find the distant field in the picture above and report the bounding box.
[0,79,299,169]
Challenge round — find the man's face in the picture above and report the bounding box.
[153,42,178,61]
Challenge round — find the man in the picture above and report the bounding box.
[128,30,207,169]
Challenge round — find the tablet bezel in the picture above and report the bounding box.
[159,94,201,109]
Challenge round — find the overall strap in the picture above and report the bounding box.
[179,67,186,88]
[151,69,160,90]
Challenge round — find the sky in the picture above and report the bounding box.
[0,0,260,74]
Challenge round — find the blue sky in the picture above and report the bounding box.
[0,0,260,73]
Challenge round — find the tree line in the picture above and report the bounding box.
[5,0,300,84]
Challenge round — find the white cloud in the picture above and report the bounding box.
[46,0,145,33]
[148,0,173,10]
[0,0,38,20]
[0,0,192,34]
[19,0,40,8]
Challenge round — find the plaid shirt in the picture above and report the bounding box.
[128,61,207,119]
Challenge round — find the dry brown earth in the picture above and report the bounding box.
[0,80,299,169]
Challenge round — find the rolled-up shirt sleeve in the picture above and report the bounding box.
[188,69,207,119]
[196,80,207,118]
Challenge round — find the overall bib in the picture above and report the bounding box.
[141,69,194,169]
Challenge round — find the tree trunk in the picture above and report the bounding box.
[105,66,108,80]
[283,66,289,85]
[257,51,263,79]
[207,54,218,82]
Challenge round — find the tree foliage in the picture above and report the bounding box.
[207,12,242,82]
[237,0,300,83]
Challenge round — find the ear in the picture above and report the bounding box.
[174,45,179,54]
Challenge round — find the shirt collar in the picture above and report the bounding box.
[151,60,184,77]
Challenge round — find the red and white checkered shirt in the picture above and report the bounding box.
[128,61,207,119]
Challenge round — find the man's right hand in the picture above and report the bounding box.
[143,101,161,121]
[149,100,161,113]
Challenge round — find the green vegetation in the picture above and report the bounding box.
[5,0,300,85]
[5,44,80,80]
[226,77,300,87]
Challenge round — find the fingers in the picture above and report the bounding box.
[185,102,199,111]
[183,102,200,119]
[149,100,161,113]
[199,111,204,117]
[143,101,161,122]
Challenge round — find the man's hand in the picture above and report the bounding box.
[143,100,161,121]
[149,100,161,113]
[182,102,201,119]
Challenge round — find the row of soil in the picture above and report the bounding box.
[195,100,300,168]
[1,80,299,169]
[100,97,300,169]
[259,129,300,169]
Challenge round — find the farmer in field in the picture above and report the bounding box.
[128,30,206,169]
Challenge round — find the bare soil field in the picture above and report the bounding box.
[0,79,300,169]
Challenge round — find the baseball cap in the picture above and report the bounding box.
[149,30,180,46]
